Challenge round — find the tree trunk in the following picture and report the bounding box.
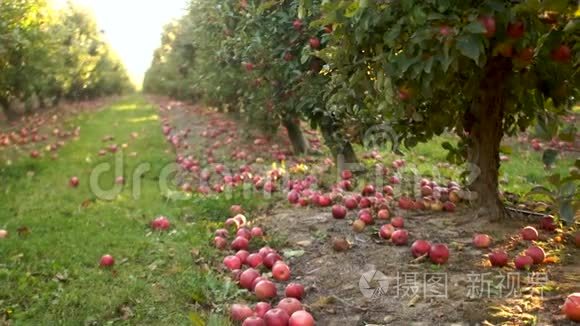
[0,97,18,121]
[466,57,512,221]
[320,123,359,165]
[283,118,309,155]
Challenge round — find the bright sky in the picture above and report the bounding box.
[53,0,189,86]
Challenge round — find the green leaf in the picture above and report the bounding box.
[441,141,454,151]
[456,35,481,64]
[464,21,487,34]
[526,185,554,198]
[542,149,559,167]
[283,249,305,258]
[541,0,569,11]
[559,201,574,225]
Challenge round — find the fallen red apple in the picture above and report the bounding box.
[362,184,375,196]
[539,216,557,231]
[231,269,242,281]
[514,255,534,270]
[254,302,272,318]
[69,176,80,188]
[411,240,431,258]
[377,209,390,220]
[287,191,300,204]
[236,250,250,264]
[264,308,290,326]
[562,293,580,322]
[246,253,264,268]
[489,250,509,267]
[521,226,539,241]
[230,204,244,215]
[390,176,401,184]
[151,216,170,231]
[383,185,394,195]
[251,227,264,238]
[359,212,374,225]
[341,169,353,180]
[285,283,305,300]
[391,216,404,228]
[525,246,545,264]
[344,197,358,210]
[99,254,115,267]
[255,280,277,300]
[242,316,266,326]
[272,262,291,281]
[391,229,409,246]
[443,201,456,212]
[379,224,395,240]
[398,197,413,210]
[359,197,372,208]
[421,185,433,196]
[231,303,254,322]
[277,297,302,316]
[332,205,347,219]
[289,310,315,326]
[0,229,7,238]
[473,234,492,249]
[352,219,366,233]
[264,252,282,269]
[429,244,449,264]
[240,268,261,289]
[237,228,252,240]
[224,255,242,270]
[231,236,250,251]
[214,236,227,249]
[317,195,332,207]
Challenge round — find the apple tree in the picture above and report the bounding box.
[309,0,578,220]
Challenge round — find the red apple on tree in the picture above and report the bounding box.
[479,16,496,38]
[506,21,525,39]
[551,44,571,63]
[309,37,321,49]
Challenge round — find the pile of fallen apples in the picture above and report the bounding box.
[214,208,315,325]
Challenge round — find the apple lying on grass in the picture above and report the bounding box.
[0,229,8,239]
[255,280,277,300]
[99,254,115,267]
[231,304,254,322]
[514,255,534,270]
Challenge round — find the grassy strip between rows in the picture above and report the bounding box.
[0,95,266,325]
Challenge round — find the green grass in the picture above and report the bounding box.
[375,134,575,196]
[0,95,265,325]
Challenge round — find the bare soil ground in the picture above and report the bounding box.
[153,97,580,326]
